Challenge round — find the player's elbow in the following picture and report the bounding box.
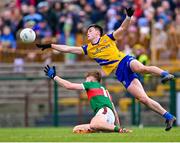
[63,47,71,53]
[65,84,76,90]
[66,85,74,90]
[119,27,127,34]
[69,48,82,54]
[114,28,124,40]
[62,83,72,90]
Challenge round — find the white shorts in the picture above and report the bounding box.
[95,107,115,124]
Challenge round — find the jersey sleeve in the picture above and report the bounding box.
[107,33,116,41]
[81,83,85,90]
[81,45,88,55]
[82,82,91,90]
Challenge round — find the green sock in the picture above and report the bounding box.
[114,126,120,132]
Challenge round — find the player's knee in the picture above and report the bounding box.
[138,66,147,73]
[133,65,146,73]
[138,96,149,104]
[90,122,99,130]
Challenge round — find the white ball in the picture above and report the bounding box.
[20,28,36,43]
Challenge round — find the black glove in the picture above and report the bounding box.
[36,43,51,51]
[44,65,56,79]
[125,7,134,17]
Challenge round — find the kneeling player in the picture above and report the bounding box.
[44,65,132,133]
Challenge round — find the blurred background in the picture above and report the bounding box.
[0,0,179,128]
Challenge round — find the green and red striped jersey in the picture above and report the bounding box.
[82,82,113,114]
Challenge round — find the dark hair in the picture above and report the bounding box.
[86,71,102,82]
[87,24,103,36]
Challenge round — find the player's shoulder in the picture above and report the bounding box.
[99,33,116,41]
[82,82,94,90]
[106,32,116,41]
[81,44,89,55]
[83,82,101,87]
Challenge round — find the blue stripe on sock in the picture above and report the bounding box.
[163,112,173,120]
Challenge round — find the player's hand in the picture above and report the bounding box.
[44,65,56,79]
[36,43,51,51]
[125,7,134,17]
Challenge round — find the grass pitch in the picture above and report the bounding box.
[0,127,179,142]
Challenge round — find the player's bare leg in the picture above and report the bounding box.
[127,79,167,114]
[127,78,176,131]
[130,60,174,83]
[90,115,132,133]
[73,124,96,134]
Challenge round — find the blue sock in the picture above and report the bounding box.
[161,71,169,77]
[163,112,173,120]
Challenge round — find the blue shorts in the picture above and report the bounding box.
[115,55,138,88]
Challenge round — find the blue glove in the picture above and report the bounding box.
[44,65,56,79]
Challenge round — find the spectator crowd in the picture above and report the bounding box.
[0,0,179,64]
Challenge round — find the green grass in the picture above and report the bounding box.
[0,127,179,142]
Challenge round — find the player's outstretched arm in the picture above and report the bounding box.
[113,7,134,40]
[36,43,83,54]
[44,65,83,90]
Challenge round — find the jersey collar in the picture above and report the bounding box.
[91,37,101,45]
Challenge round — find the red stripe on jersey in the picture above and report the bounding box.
[87,88,104,100]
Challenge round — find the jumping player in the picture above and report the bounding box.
[44,65,131,133]
[37,7,176,131]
